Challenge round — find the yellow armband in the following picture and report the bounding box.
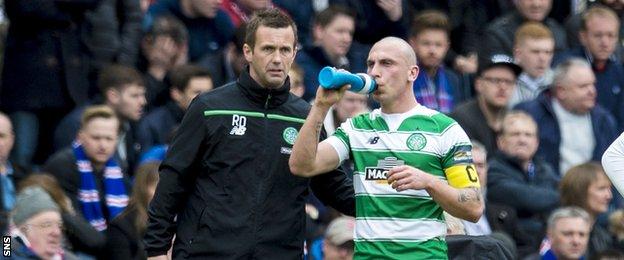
[444,164,480,188]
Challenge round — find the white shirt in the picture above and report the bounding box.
[552,100,595,175]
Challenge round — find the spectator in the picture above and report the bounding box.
[138,65,213,152]
[0,112,27,235]
[446,0,516,74]
[409,10,470,114]
[198,22,247,88]
[560,162,619,258]
[106,162,160,259]
[480,0,567,67]
[221,0,275,28]
[54,65,147,175]
[145,0,234,62]
[140,15,189,110]
[450,54,522,155]
[84,0,143,95]
[322,216,355,260]
[555,6,624,131]
[564,0,624,60]
[295,5,356,101]
[322,91,368,137]
[487,111,560,256]
[337,0,411,71]
[10,187,77,259]
[2,0,100,167]
[539,207,592,260]
[289,63,305,98]
[509,22,555,108]
[44,106,131,232]
[144,9,354,259]
[515,58,618,175]
[18,173,106,258]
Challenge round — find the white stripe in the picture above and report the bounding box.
[355,218,446,242]
[77,161,93,172]
[90,219,107,231]
[104,167,124,179]
[354,173,431,198]
[349,131,445,157]
[79,190,100,202]
[325,136,350,163]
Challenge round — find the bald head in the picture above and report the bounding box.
[372,37,417,66]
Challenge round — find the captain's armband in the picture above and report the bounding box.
[445,164,480,189]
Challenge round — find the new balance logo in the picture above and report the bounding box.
[368,136,380,144]
[230,115,247,135]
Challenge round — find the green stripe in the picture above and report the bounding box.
[355,239,447,260]
[352,151,444,177]
[204,110,264,118]
[266,114,305,124]
[356,195,443,220]
[203,110,305,124]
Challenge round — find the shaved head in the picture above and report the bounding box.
[372,37,417,66]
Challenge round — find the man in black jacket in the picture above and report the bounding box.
[144,9,355,259]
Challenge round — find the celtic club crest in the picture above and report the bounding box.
[406,133,427,151]
[283,127,298,145]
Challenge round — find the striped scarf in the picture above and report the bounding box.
[74,143,128,231]
[413,66,454,113]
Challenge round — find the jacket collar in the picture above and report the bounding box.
[237,65,291,109]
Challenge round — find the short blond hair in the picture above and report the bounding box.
[80,105,119,130]
[500,110,537,136]
[581,6,620,31]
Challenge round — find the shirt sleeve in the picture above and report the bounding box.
[325,120,352,164]
[602,132,624,196]
[440,123,480,189]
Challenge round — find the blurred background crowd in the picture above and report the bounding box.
[0,0,623,259]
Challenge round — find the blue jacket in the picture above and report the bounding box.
[514,92,618,174]
[553,47,624,131]
[144,0,234,62]
[137,101,185,153]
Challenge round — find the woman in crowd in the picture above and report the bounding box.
[106,162,160,259]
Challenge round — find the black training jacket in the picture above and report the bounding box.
[144,67,355,259]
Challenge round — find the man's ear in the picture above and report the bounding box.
[243,43,253,63]
[105,88,120,104]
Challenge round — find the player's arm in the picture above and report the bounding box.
[387,165,484,223]
[290,87,346,177]
[603,132,624,196]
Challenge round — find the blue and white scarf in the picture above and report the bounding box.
[74,143,128,231]
[413,66,454,113]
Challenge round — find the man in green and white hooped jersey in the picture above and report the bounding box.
[289,37,484,259]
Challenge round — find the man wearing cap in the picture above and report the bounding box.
[11,187,77,259]
[323,216,356,260]
[450,54,522,156]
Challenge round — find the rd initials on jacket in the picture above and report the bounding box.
[230,115,247,135]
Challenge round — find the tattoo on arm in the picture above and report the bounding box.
[458,187,482,203]
[314,121,323,137]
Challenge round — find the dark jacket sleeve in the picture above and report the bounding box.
[487,161,560,213]
[62,212,107,255]
[106,219,135,259]
[309,129,355,216]
[143,98,208,256]
[116,0,142,66]
[310,165,355,216]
